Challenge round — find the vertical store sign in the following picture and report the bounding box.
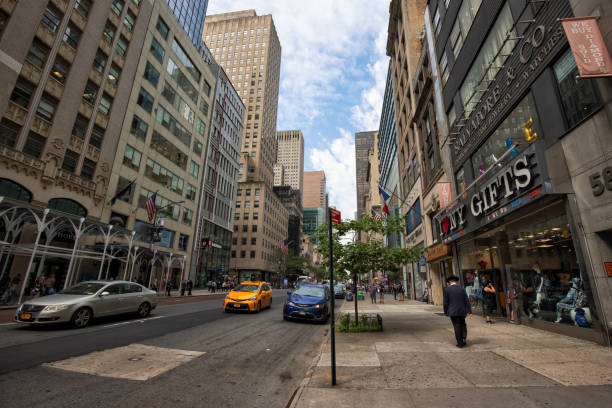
[562,17,612,77]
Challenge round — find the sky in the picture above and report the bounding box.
[206,0,391,220]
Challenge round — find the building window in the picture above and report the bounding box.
[182,208,193,226]
[155,105,191,146]
[250,251,255,258]
[459,3,514,114]
[255,188,260,196]
[10,78,34,108]
[74,0,92,17]
[253,212,258,220]
[48,198,87,217]
[116,35,128,56]
[440,53,448,85]
[111,0,124,16]
[252,225,257,232]
[156,17,169,40]
[123,9,135,31]
[433,8,441,35]
[123,144,141,170]
[61,150,79,173]
[193,140,202,155]
[242,225,247,232]
[130,115,148,140]
[236,201,241,208]
[150,37,165,64]
[145,158,184,194]
[171,39,201,83]
[63,23,82,49]
[114,177,133,204]
[50,55,70,83]
[244,212,249,220]
[553,49,602,129]
[80,158,95,180]
[251,238,256,245]
[186,184,196,201]
[25,39,49,69]
[246,189,251,196]
[23,132,45,158]
[36,94,57,122]
[240,250,245,258]
[150,130,187,170]
[98,93,113,115]
[72,115,88,139]
[90,125,104,148]
[234,212,240,220]
[137,87,154,113]
[144,61,160,87]
[103,20,116,43]
[166,58,198,103]
[0,119,20,148]
[189,161,199,179]
[41,4,62,33]
[108,63,121,84]
[231,251,236,258]
[93,49,107,72]
[178,234,189,251]
[82,80,98,104]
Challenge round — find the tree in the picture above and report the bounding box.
[315,214,423,324]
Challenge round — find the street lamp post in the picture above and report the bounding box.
[148,199,184,292]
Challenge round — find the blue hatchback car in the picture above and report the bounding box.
[283,284,330,322]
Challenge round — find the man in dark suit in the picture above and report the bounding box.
[443,275,472,348]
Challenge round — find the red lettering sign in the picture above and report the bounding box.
[330,208,341,225]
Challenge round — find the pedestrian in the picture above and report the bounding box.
[392,283,397,300]
[378,284,384,304]
[186,279,193,296]
[44,274,55,296]
[483,280,496,324]
[370,283,377,304]
[180,281,186,296]
[443,275,472,348]
[507,281,519,323]
[166,280,172,297]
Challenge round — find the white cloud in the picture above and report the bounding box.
[207,0,390,220]
[309,128,356,220]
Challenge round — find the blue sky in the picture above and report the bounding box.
[207,0,390,219]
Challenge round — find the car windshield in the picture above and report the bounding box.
[233,284,259,292]
[334,285,343,290]
[60,282,106,295]
[294,286,325,298]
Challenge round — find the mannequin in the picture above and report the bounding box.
[555,277,582,323]
[533,263,545,308]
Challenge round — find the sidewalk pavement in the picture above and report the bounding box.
[291,297,612,408]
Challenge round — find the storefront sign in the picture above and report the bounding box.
[562,17,612,78]
[437,182,452,208]
[605,262,612,277]
[451,1,571,168]
[426,243,451,262]
[438,143,549,243]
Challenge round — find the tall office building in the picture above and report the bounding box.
[355,131,376,220]
[163,0,209,50]
[274,129,304,191]
[203,10,286,284]
[302,171,326,238]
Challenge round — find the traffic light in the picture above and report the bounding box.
[524,117,538,143]
[201,237,210,248]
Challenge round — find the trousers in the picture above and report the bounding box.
[450,316,467,345]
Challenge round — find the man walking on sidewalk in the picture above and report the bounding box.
[443,275,472,348]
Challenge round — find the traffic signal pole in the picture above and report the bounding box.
[328,207,336,386]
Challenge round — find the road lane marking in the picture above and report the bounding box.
[102,316,166,328]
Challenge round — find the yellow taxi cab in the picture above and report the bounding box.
[223,281,272,313]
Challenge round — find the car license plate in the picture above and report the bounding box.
[299,311,306,316]
[20,313,31,319]
[233,304,241,308]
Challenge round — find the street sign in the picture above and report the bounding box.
[330,208,341,225]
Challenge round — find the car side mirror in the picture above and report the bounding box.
[287,291,292,295]
[99,291,110,297]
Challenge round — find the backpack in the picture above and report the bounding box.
[574,309,589,327]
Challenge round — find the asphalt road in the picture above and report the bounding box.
[0,290,333,408]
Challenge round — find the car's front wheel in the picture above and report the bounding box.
[256,301,261,313]
[137,302,151,318]
[71,307,92,328]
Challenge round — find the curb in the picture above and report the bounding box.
[286,326,329,408]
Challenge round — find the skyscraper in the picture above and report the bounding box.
[302,171,326,238]
[163,0,209,50]
[203,10,286,283]
[275,129,304,191]
[355,131,376,220]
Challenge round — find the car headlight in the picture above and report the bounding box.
[42,304,68,312]
[248,296,257,301]
[287,301,296,306]
[315,304,321,309]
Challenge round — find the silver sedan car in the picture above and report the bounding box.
[14,280,158,328]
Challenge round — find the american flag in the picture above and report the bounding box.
[146,192,157,222]
[371,208,382,221]
[280,238,288,252]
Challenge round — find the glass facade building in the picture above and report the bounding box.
[378,61,398,189]
[164,0,209,50]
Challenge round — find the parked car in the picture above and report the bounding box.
[14,281,157,328]
[334,284,345,299]
[283,283,330,323]
[224,281,272,313]
[345,291,354,301]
